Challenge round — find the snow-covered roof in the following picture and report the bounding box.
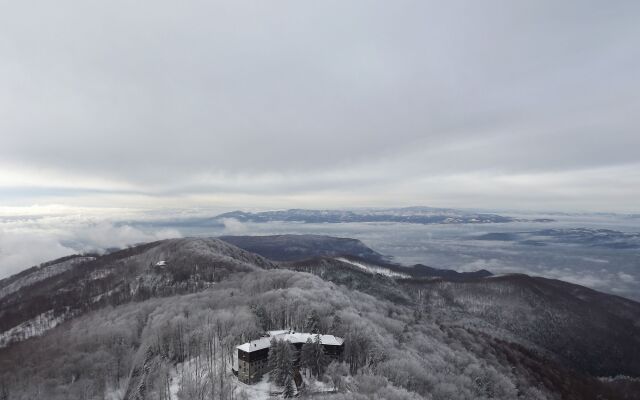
[268,329,290,336]
[237,337,272,352]
[236,330,344,353]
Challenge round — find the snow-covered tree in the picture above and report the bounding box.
[282,374,295,398]
[324,361,349,391]
[300,338,314,377]
[267,339,295,387]
[305,310,320,334]
[331,313,344,336]
[301,334,328,378]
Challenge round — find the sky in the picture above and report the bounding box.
[1,1,640,276]
[0,0,639,213]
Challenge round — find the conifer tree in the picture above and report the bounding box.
[282,374,295,398]
[267,339,295,387]
[301,335,328,377]
[300,338,315,377]
[305,310,320,334]
[312,333,328,377]
[331,314,343,336]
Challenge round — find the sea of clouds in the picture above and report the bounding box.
[0,206,182,278]
[1,207,639,302]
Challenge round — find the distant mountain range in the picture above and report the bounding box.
[474,228,640,249]
[125,207,555,230]
[210,207,554,225]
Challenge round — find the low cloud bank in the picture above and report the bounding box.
[0,212,181,279]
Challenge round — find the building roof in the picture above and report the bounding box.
[237,337,272,352]
[236,330,344,353]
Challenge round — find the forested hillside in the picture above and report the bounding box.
[0,237,639,400]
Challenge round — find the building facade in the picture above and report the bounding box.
[233,330,344,384]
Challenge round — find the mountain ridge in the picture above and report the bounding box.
[1,234,639,399]
[211,207,554,225]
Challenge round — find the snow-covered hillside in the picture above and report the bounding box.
[0,256,94,300]
[335,257,410,278]
[0,309,71,348]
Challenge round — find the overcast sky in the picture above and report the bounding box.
[1,0,639,213]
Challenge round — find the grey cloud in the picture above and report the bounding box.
[0,1,639,211]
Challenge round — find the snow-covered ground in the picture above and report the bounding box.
[164,359,276,400]
[164,357,333,400]
[301,375,335,395]
[235,374,275,400]
[234,373,334,400]
[335,257,410,278]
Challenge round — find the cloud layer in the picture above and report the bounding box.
[0,207,180,278]
[0,1,639,211]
